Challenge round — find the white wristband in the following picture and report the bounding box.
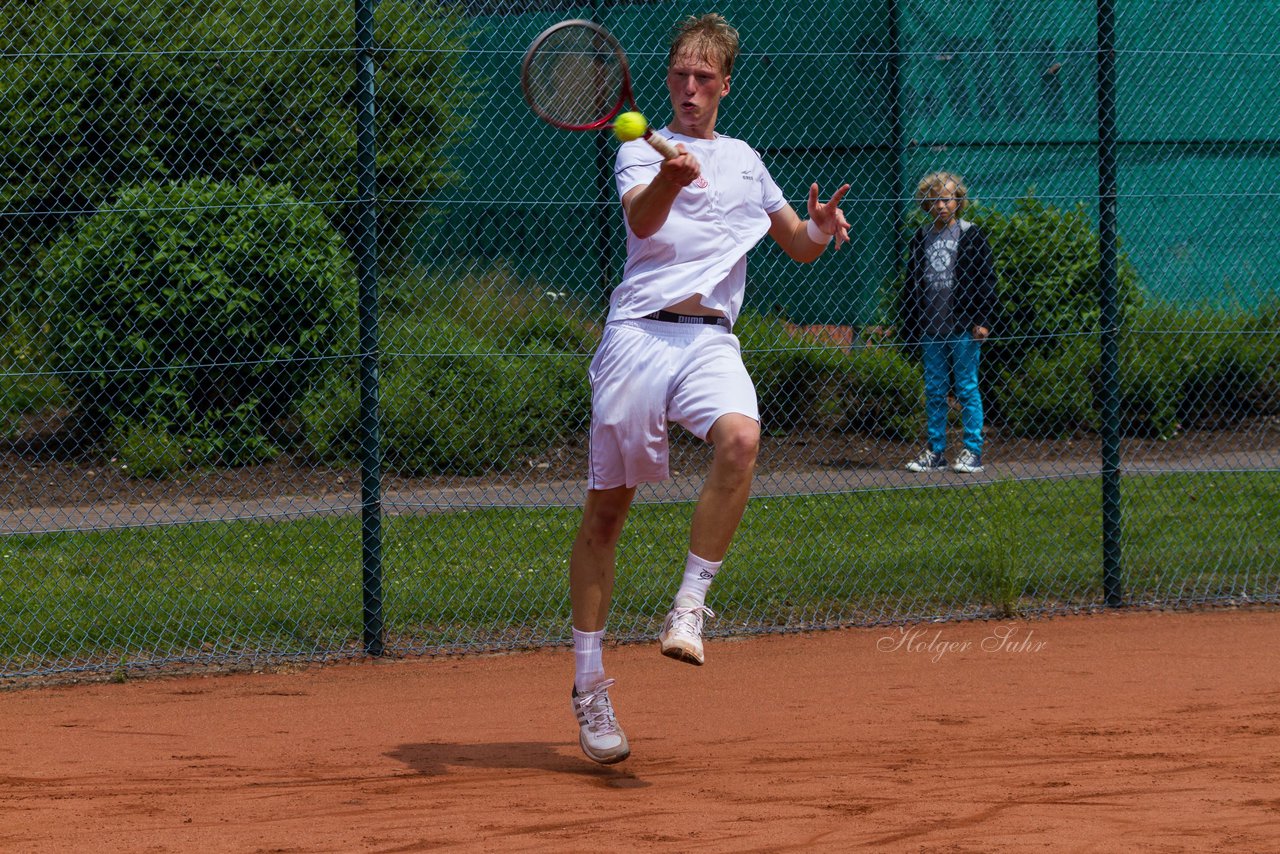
[806,219,833,246]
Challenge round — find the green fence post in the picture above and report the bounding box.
[887,0,907,274]
[355,0,385,653]
[593,1,614,300]
[1096,0,1123,607]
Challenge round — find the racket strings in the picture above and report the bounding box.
[524,27,627,127]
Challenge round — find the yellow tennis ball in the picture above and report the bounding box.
[613,111,647,142]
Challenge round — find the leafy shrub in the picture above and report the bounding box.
[739,317,828,434]
[970,193,1142,373]
[1247,299,1280,415]
[297,367,361,465]
[1208,300,1280,419]
[882,191,1277,440]
[383,262,602,354]
[738,313,922,440]
[1109,304,1275,438]
[825,346,923,441]
[992,335,1098,439]
[383,352,586,477]
[303,318,589,475]
[1111,347,1183,439]
[110,421,191,479]
[1176,347,1266,430]
[506,310,601,355]
[0,345,65,441]
[1,0,476,288]
[300,268,599,475]
[37,176,354,464]
[989,303,1276,440]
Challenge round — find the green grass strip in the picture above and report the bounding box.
[2,472,1277,671]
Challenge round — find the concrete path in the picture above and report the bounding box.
[2,449,1275,535]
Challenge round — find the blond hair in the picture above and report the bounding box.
[668,14,740,77]
[915,171,969,213]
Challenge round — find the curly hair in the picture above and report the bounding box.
[915,171,968,213]
[667,14,740,77]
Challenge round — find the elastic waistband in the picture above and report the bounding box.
[643,310,730,330]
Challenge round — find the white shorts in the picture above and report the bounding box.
[586,319,759,490]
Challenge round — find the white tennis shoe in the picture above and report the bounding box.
[659,602,715,665]
[571,678,630,764]
[952,448,984,473]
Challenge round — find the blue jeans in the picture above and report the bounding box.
[921,333,983,455]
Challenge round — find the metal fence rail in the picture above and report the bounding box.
[2,0,1277,681]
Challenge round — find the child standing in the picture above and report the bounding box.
[898,171,997,473]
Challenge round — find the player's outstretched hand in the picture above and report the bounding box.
[808,183,852,250]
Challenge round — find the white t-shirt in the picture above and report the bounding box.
[609,130,787,327]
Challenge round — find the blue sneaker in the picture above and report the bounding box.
[905,449,947,472]
[952,449,984,473]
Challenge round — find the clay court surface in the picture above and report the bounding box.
[2,608,1278,852]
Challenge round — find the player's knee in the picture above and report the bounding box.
[713,419,760,472]
[582,511,627,544]
[580,491,633,544]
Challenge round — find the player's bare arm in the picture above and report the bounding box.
[621,146,700,238]
[768,182,852,262]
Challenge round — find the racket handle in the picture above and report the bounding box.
[643,129,680,160]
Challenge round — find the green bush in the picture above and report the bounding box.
[297,366,361,465]
[382,262,602,354]
[991,304,1275,441]
[739,313,922,440]
[842,347,925,441]
[1247,299,1280,415]
[299,267,599,476]
[882,191,1280,440]
[1,0,475,284]
[303,318,589,476]
[1176,346,1265,430]
[1108,304,1276,438]
[110,420,191,479]
[993,335,1098,439]
[37,176,354,464]
[1178,303,1280,426]
[1111,346,1183,439]
[971,193,1142,373]
[0,351,65,442]
[738,316,828,433]
[384,353,586,477]
[243,292,1280,461]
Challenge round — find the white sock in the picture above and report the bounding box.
[674,552,722,608]
[572,628,605,692]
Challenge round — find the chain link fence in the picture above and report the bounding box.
[2,0,1277,681]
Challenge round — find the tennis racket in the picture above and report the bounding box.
[520,19,679,160]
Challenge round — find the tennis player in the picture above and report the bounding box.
[568,13,850,764]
